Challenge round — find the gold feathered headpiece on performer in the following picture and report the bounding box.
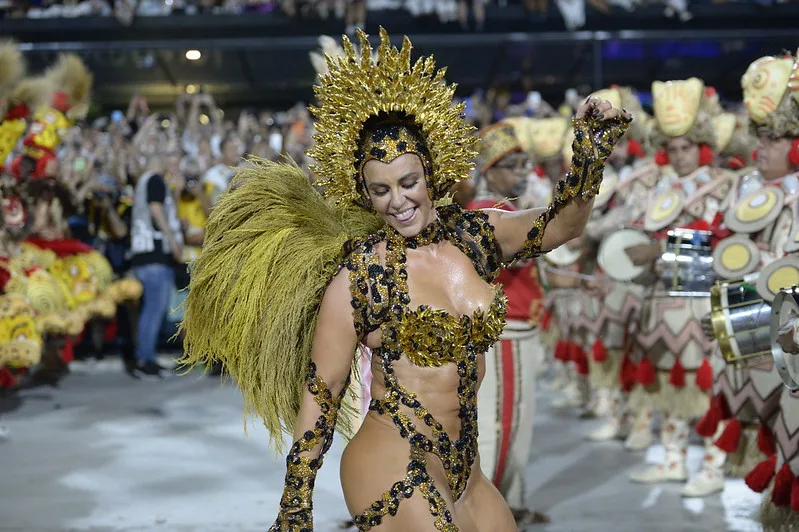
[308,28,477,206]
[181,28,473,448]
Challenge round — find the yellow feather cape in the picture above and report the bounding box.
[179,159,383,448]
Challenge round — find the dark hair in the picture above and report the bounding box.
[355,112,432,174]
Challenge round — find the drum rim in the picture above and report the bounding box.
[770,288,799,392]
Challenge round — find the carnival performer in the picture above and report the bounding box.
[625,78,732,485]
[467,121,549,526]
[180,29,631,531]
[697,52,799,523]
[580,86,651,439]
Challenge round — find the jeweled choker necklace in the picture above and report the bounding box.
[390,216,447,249]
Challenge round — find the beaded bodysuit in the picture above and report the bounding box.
[271,114,630,531]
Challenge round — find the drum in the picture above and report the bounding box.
[711,279,772,367]
[597,229,651,282]
[659,228,715,295]
[544,243,582,266]
[770,286,799,392]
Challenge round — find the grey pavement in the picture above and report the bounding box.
[0,359,762,532]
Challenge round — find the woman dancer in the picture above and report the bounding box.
[181,29,630,531]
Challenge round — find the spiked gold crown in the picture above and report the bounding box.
[307,28,478,206]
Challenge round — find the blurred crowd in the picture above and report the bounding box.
[1,0,790,31]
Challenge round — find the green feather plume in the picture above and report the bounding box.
[179,158,383,449]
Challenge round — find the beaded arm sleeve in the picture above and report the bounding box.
[270,361,349,531]
[507,114,631,264]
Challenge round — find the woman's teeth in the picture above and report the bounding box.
[393,207,415,223]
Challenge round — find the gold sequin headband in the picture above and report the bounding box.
[357,122,432,174]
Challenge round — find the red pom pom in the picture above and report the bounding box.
[772,464,796,507]
[789,139,799,167]
[695,357,714,391]
[555,340,569,362]
[714,418,741,453]
[758,424,777,457]
[592,338,608,363]
[745,455,777,493]
[699,144,715,167]
[654,150,669,166]
[636,358,657,386]
[627,138,645,158]
[620,353,637,392]
[534,165,545,177]
[704,86,717,98]
[0,367,15,389]
[752,148,758,161]
[669,358,686,388]
[791,476,799,512]
[695,396,721,438]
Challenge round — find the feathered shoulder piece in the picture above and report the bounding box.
[179,159,382,445]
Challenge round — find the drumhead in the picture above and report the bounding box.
[598,230,651,281]
[757,256,799,302]
[725,186,785,234]
[770,287,799,392]
[644,189,685,232]
[545,243,582,266]
[713,235,761,279]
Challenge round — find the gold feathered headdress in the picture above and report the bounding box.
[0,41,24,97]
[45,54,93,120]
[308,28,477,206]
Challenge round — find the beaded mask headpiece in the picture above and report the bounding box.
[476,122,521,173]
[308,28,477,207]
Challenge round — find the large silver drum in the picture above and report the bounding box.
[711,279,772,367]
[660,228,716,296]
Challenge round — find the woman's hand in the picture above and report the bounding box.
[567,98,634,199]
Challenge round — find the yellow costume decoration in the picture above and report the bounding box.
[648,78,717,150]
[0,295,41,369]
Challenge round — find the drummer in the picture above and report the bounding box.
[622,78,732,488]
[515,115,589,406]
[700,52,799,525]
[579,86,653,440]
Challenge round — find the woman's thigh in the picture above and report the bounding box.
[341,418,468,531]
[456,469,516,532]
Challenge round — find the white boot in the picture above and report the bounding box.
[624,408,654,451]
[592,386,613,418]
[682,424,727,497]
[587,390,627,441]
[547,361,568,391]
[630,415,689,483]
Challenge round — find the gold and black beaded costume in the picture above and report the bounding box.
[179,27,630,532]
